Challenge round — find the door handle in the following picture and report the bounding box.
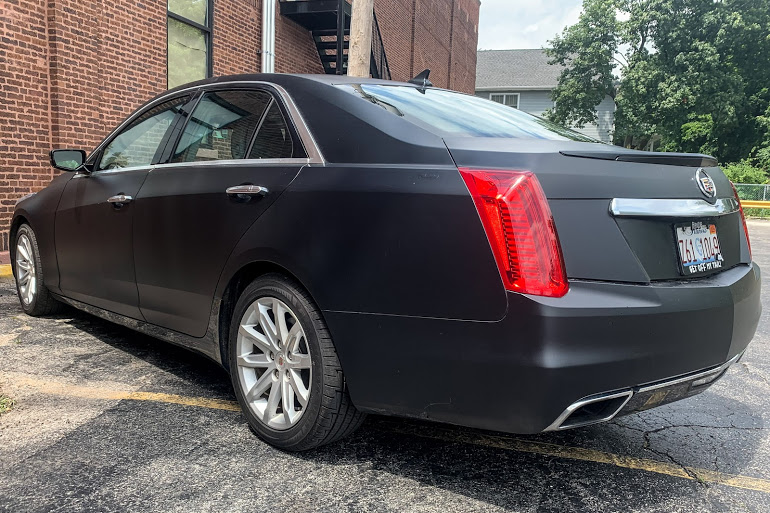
[107,194,132,207]
[226,185,269,197]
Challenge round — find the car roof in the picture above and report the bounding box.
[165,73,427,96]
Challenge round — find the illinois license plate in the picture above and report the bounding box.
[676,221,723,276]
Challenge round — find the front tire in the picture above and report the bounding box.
[13,224,62,316]
[229,274,365,451]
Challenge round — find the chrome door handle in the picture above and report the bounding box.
[226,185,269,197]
[107,194,132,205]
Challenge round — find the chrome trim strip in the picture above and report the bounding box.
[153,158,311,170]
[610,198,739,217]
[87,80,325,168]
[545,351,744,432]
[637,351,743,393]
[544,390,633,432]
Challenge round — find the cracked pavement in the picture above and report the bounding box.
[0,220,769,512]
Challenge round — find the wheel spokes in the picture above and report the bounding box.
[257,301,279,348]
[288,369,310,407]
[239,324,272,354]
[237,295,312,430]
[286,353,311,370]
[245,371,274,402]
[238,353,272,368]
[263,379,282,424]
[281,377,294,424]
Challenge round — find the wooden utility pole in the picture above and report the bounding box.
[347,0,374,77]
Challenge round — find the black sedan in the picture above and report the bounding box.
[10,74,761,450]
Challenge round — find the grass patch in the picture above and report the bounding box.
[744,208,770,218]
[0,394,15,415]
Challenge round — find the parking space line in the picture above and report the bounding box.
[9,373,770,494]
[9,374,241,412]
[381,423,770,494]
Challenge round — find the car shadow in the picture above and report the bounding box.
[44,304,769,511]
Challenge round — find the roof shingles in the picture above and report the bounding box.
[475,49,563,90]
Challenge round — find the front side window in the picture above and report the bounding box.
[172,90,273,163]
[168,0,211,89]
[98,96,189,171]
[490,93,519,109]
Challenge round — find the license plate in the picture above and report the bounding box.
[676,221,723,276]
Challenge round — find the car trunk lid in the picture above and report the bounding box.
[444,138,751,284]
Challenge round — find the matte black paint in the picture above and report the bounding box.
[11,74,762,435]
[55,169,149,319]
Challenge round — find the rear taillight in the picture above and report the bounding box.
[459,168,568,298]
[730,181,752,259]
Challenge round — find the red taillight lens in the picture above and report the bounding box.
[459,168,568,298]
[730,181,752,260]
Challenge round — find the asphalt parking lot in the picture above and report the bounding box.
[1,222,769,513]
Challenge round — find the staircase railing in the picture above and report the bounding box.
[370,10,391,80]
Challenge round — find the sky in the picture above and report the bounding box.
[477,0,583,50]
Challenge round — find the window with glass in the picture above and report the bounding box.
[341,84,598,142]
[171,90,296,163]
[248,103,294,160]
[98,96,190,171]
[490,93,519,109]
[168,0,212,89]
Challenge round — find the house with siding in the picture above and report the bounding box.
[475,49,615,143]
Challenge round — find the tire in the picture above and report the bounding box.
[13,224,62,316]
[228,273,365,451]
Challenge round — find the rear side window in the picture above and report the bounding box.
[98,96,189,171]
[341,84,598,142]
[172,90,272,163]
[248,103,294,159]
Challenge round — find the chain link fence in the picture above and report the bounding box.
[734,183,770,201]
[734,183,770,217]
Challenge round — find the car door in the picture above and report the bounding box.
[55,94,192,318]
[132,86,308,336]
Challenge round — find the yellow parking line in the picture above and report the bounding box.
[9,374,770,494]
[382,423,770,494]
[0,264,12,278]
[10,374,240,412]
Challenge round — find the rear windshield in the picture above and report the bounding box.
[340,84,599,142]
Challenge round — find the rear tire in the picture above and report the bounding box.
[228,273,365,451]
[13,224,62,316]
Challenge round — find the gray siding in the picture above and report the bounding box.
[517,90,554,116]
[476,89,615,144]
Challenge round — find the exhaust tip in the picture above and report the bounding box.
[545,390,633,431]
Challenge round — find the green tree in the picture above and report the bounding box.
[546,0,770,164]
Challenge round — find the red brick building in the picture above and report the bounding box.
[0,0,479,252]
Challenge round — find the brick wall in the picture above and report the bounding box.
[0,0,52,252]
[0,0,479,251]
[374,0,479,92]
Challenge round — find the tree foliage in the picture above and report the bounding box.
[546,0,770,165]
[722,159,768,184]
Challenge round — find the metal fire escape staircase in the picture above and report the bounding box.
[278,0,391,79]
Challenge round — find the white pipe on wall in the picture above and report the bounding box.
[261,0,275,73]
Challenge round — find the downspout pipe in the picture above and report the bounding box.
[261,0,275,73]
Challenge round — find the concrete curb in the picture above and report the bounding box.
[0,264,11,278]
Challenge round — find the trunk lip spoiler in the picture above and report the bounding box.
[610,198,739,218]
[561,150,718,168]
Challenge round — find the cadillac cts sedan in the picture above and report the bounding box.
[10,74,761,450]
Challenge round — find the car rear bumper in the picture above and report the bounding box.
[325,262,761,434]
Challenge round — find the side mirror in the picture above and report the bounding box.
[50,149,87,172]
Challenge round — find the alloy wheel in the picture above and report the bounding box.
[236,296,312,430]
[16,234,36,305]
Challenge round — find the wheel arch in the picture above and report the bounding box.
[9,213,32,274]
[217,260,324,372]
